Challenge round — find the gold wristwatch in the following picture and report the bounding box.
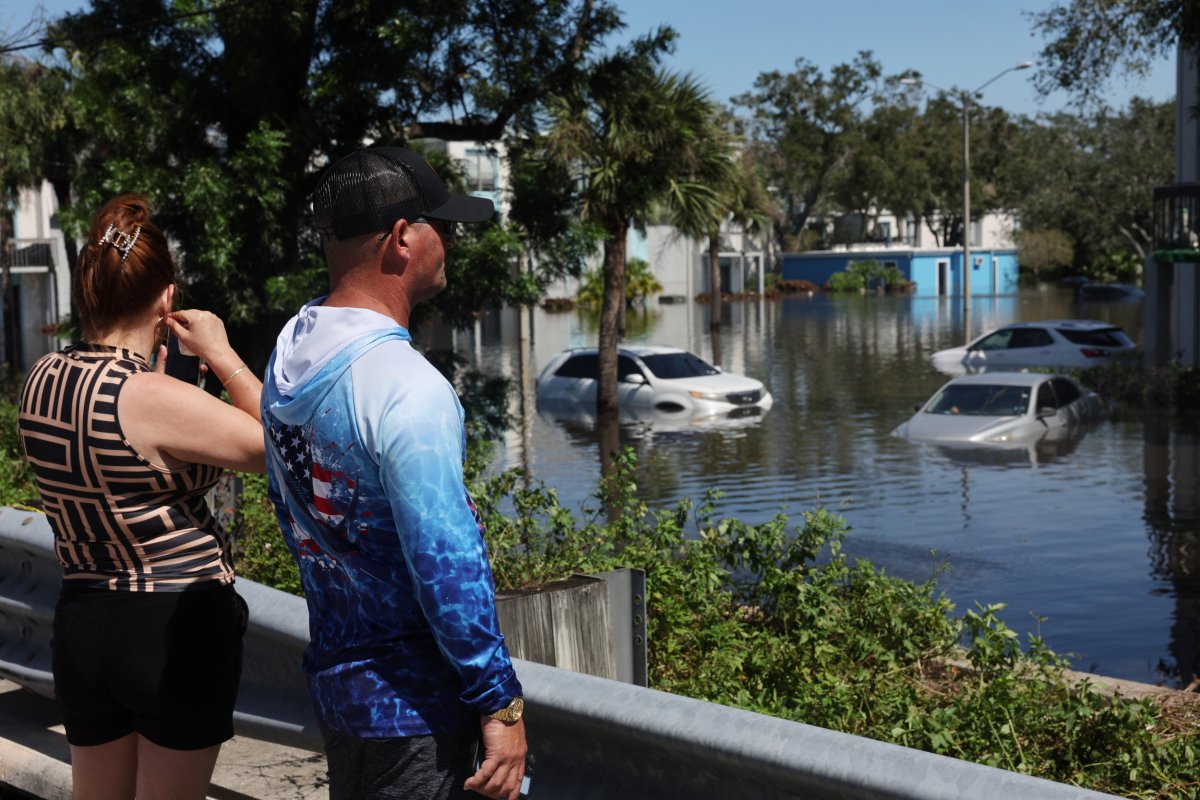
[488,696,524,723]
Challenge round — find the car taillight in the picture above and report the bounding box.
[1080,348,1109,358]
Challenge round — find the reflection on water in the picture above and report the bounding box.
[538,397,768,436]
[463,290,1200,687]
[909,430,1090,469]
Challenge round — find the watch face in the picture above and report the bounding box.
[495,696,524,722]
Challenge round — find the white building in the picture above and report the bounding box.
[2,181,71,372]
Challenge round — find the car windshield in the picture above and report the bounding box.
[639,352,720,379]
[925,384,1032,417]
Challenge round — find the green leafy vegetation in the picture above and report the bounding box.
[232,472,303,597]
[1073,361,1200,413]
[0,376,39,509]
[469,449,1199,798]
[825,259,910,293]
[1,0,626,370]
[577,257,663,308]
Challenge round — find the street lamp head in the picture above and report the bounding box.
[899,77,920,86]
[1015,61,1034,70]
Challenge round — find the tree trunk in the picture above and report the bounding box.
[0,219,10,373]
[597,223,627,496]
[596,406,621,520]
[710,325,723,373]
[597,223,627,421]
[617,285,626,341]
[708,231,721,332]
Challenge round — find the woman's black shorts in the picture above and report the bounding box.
[52,582,248,750]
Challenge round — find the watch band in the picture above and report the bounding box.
[488,696,524,723]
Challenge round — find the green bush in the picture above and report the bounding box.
[232,472,303,595]
[825,259,911,294]
[1088,250,1143,284]
[826,270,866,293]
[577,258,662,308]
[1072,360,1200,411]
[0,375,40,509]
[469,448,1200,799]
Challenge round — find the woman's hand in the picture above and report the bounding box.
[164,310,235,366]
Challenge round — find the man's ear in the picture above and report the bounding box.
[381,219,412,275]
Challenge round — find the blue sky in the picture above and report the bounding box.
[5,0,1178,116]
[611,0,1177,115]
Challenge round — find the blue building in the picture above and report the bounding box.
[781,246,1020,297]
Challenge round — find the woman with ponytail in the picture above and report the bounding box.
[17,194,264,799]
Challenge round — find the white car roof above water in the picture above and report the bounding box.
[941,372,1059,387]
[559,344,687,356]
[989,319,1120,331]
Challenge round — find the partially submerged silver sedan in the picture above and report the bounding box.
[893,372,1104,446]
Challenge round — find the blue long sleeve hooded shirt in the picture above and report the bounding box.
[261,299,521,736]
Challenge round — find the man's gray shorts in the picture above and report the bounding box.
[322,727,479,800]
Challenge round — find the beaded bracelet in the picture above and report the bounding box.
[222,364,248,388]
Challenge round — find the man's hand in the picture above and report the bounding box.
[463,716,527,800]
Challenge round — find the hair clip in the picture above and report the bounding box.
[99,223,142,262]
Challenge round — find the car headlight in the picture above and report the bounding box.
[688,390,726,401]
[986,433,1013,443]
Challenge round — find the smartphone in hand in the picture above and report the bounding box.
[164,336,203,386]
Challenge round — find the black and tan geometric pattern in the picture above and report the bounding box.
[18,344,233,592]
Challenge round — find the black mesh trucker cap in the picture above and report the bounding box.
[312,147,495,240]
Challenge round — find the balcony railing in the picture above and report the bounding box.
[1153,184,1200,256]
[3,239,56,271]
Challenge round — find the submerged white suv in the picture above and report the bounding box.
[928,320,1137,376]
[536,345,773,414]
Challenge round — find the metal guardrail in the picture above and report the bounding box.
[0,506,1118,799]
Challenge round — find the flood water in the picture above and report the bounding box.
[454,289,1199,688]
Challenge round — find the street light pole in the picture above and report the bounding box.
[961,91,971,314]
[902,62,1033,325]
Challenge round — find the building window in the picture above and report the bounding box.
[464,148,497,192]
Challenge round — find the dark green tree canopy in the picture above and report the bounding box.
[1000,97,1173,270]
[1030,0,1197,102]
[734,51,889,249]
[4,0,624,364]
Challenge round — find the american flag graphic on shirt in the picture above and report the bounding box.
[265,416,356,537]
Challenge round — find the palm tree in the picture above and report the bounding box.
[545,56,727,426]
[659,113,774,360]
[624,258,662,305]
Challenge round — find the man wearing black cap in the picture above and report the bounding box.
[261,147,527,800]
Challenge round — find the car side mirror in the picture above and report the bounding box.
[1037,407,1057,418]
[913,403,923,413]
[623,373,646,385]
